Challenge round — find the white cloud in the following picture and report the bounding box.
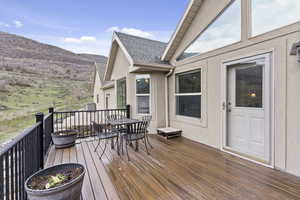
[14,20,23,28]
[63,36,97,43]
[0,22,10,27]
[252,0,300,35]
[106,26,153,38]
[80,36,96,41]
[63,37,81,43]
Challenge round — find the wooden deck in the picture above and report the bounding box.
[45,135,300,200]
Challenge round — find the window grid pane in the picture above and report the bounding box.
[136,77,150,94]
[137,96,150,114]
[176,70,201,93]
[177,0,241,60]
[252,0,300,36]
[176,95,201,118]
[117,79,126,109]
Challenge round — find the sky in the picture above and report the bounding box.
[0,0,189,56]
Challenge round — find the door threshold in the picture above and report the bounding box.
[222,147,273,168]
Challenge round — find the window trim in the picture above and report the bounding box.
[172,64,207,128]
[135,74,151,115]
[175,69,202,119]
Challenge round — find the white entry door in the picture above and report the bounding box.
[226,54,271,163]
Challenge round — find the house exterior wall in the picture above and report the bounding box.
[93,71,103,109]
[167,0,300,177]
[103,87,116,109]
[107,45,166,132]
[111,46,130,81]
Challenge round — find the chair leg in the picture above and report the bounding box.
[144,137,150,155]
[94,138,101,152]
[146,134,153,149]
[125,141,130,161]
[116,137,120,156]
[121,136,124,155]
[111,138,114,149]
[100,140,108,159]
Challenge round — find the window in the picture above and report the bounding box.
[96,94,99,104]
[136,75,150,114]
[252,0,300,36]
[177,0,241,61]
[117,78,126,109]
[175,70,201,118]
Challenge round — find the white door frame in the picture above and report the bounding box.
[221,52,275,168]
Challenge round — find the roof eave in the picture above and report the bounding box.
[161,0,203,61]
[130,63,174,73]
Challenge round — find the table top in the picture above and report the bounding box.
[107,118,140,126]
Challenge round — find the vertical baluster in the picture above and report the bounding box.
[0,155,3,200]
[85,111,88,137]
[21,139,26,200]
[5,152,9,200]
[15,144,19,200]
[81,111,83,137]
[18,140,22,200]
[10,148,15,200]
[78,112,81,137]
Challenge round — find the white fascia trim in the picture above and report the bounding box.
[161,0,202,61]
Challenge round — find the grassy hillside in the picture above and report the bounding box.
[0,32,106,144]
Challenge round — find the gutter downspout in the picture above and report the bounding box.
[165,69,174,128]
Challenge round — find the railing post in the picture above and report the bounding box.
[49,107,54,133]
[126,104,130,118]
[35,112,44,169]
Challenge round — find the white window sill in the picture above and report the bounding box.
[173,115,207,128]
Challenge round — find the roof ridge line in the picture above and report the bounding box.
[115,31,167,45]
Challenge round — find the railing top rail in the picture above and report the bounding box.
[54,108,127,114]
[44,112,53,119]
[0,121,42,156]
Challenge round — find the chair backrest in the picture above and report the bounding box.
[92,121,117,136]
[140,115,152,128]
[106,114,126,122]
[127,121,148,138]
[92,121,103,134]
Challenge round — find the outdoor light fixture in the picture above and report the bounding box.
[290,42,300,62]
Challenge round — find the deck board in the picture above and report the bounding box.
[45,135,300,200]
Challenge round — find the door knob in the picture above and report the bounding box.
[228,102,232,112]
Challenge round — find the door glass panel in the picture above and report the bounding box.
[235,65,263,108]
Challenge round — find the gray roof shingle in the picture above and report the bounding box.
[115,32,169,65]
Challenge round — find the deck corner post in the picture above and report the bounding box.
[49,107,54,133]
[35,112,44,169]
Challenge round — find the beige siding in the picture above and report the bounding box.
[93,71,103,109]
[108,45,167,132]
[111,46,130,81]
[286,33,300,176]
[167,6,300,177]
[103,87,116,109]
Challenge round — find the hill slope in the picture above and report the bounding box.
[0,31,106,144]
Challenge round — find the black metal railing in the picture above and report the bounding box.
[0,109,54,200]
[0,105,130,200]
[53,105,130,138]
